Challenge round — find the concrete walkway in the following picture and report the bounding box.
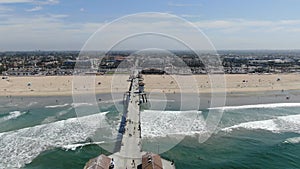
[85,71,176,169]
[110,74,142,169]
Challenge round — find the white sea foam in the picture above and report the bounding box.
[222,119,278,132]
[62,141,105,151]
[45,103,69,108]
[45,102,96,109]
[141,110,205,138]
[222,114,300,134]
[147,99,175,102]
[210,103,300,110]
[0,111,27,123]
[71,103,94,108]
[0,112,108,169]
[283,137,300,144]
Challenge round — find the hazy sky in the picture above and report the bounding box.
[0,0,300,51]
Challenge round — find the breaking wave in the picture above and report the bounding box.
[210,103,300,110]
[0,112,108,169]
[283,137,300,144]
[141,110,205,138]
[71,103,95,108]
[222,114,300,134]
[61,141,105,151]
[45,102,96,109]
[45,103,69,108]
[0,111,27,123]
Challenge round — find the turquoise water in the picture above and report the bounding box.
[0,96,299,169]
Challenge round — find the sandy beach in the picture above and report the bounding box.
[143,74,300,94]
[0,74,300,97]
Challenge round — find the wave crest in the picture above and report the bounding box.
[0,111,27,123]
[222,114,300,134]
[210,103,300,110]
[283,137,300,144]
[0,112,108,169]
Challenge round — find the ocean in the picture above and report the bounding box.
[0,95,300,169]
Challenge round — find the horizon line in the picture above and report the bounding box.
[2,49,300,52]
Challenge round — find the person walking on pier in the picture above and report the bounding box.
[109,158,115,169]
[131,159,135,168]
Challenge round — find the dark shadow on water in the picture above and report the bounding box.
[23,145,110,169]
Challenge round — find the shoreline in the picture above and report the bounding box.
[1,90,299,111]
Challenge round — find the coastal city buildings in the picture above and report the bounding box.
[1,50,300,76]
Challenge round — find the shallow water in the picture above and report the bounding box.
[0,95,299,169]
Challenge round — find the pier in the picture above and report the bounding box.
[84,71,175,169]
